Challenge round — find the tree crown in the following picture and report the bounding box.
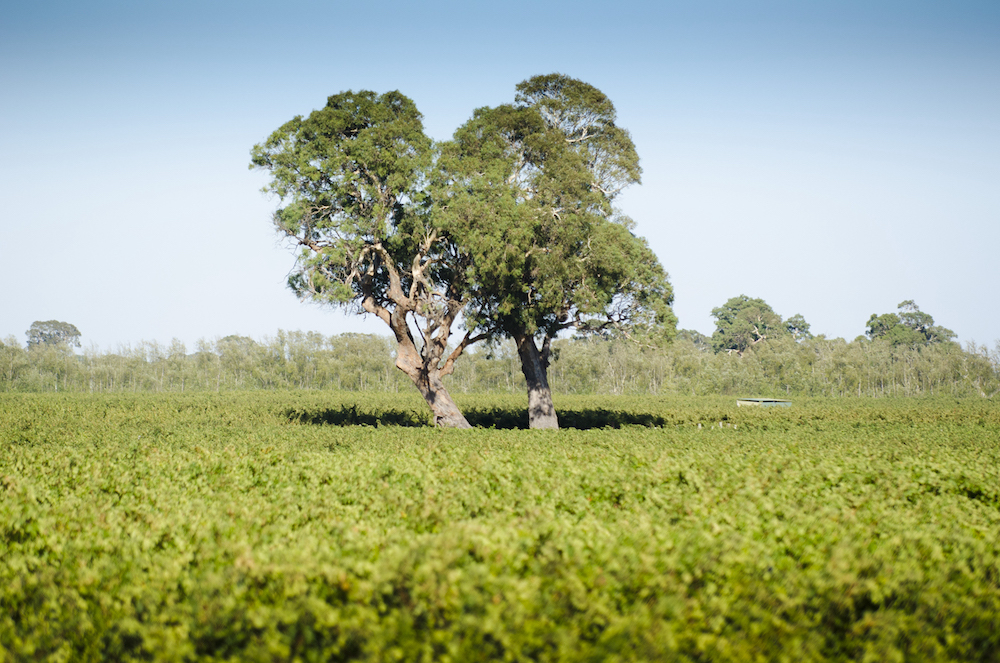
[436,73,675,346]
[250,90,438,310]
[866,301,955,347]
[710,295,789,355]
[26,320,81,349]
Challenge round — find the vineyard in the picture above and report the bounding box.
[2,392,999,661]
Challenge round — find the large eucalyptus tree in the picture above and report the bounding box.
[251,90,481,427]
[437,74,676,429]
[26,320,81,349]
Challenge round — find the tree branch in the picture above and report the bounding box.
[440,332,488,377]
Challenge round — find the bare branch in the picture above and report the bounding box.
[440,332,489,376]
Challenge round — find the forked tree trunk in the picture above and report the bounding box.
[394,333,472,429]
[362,268,476,428]
[515,332,559,430]
[412,372,471,428]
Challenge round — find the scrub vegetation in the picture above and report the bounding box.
[1,329,997,399]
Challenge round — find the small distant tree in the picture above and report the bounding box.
[865,313,901,340]
[710,296,786,355]
[866,300,956,347]
[785,313,813,340]
[26,320,81,349]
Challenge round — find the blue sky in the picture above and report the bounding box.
[2,0,998,350]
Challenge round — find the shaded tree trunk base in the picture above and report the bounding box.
[387,308,472,429]
[516,333,559,430]
[413,374,471,428]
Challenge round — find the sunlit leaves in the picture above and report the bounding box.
[1,394,999,660]
[250,90,434,311]
[437,74,675,344]
[710,295,789,355]
[866,300,957,348]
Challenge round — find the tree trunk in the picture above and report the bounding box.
[413,372,471,428]
[394,332,472,429]
[515,332,559,430]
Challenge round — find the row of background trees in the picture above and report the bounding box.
[4,298,998,398]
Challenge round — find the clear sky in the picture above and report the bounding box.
[2,0,998,351]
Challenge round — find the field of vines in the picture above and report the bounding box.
[2,392,999,661]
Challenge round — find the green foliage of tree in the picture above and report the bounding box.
[25,320,81,349]
[250,90,478,427]
[866,312,901,340]
[710,295,788,355]
[785,313,813,340]
[676,329,712,352]
[866,300,956,348]
[0,336,29,392]
[437,74,676,428]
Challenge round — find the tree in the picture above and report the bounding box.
[785,313,813,340]
[217,335,260,388]
[866,300,956,347]
[0,336,29,390]
[250,90,481,427]
[26,320,81,349]
[710,295,786,355]
[865,313,901,341]
[676,329,712,352]
[437,74,676,429]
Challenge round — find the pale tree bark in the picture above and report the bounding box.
[411,370,470,428]
[514,331,559,430]
[393,325,471,428]
[371,287,476,429]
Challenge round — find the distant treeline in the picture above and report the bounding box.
[2,330,998,398]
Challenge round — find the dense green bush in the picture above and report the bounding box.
[2,393,999,660]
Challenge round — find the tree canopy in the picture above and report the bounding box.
[250,90,478,427]
[710,296,789,355]
[437,73,676,428]
[26,320,81,349]
[866,300,956,347]
[785,314,813,340]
